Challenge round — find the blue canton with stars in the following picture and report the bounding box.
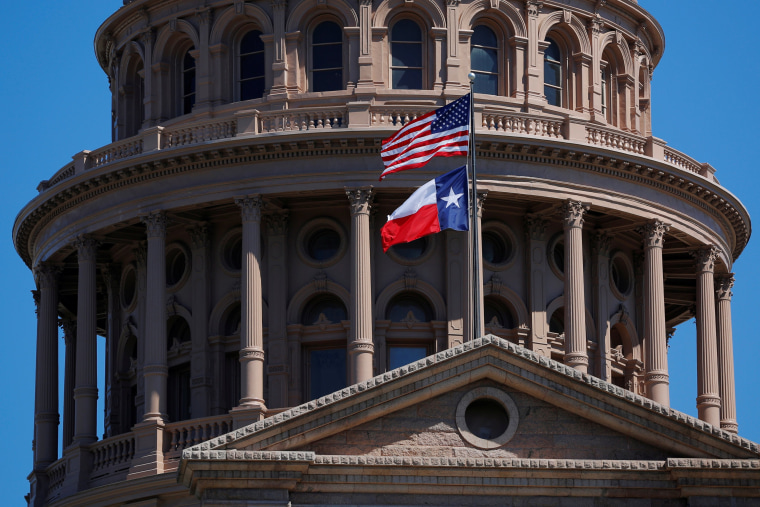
[435,166,469,232]
[430,94,470,134]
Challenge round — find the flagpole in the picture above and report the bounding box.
[467,73,481,341]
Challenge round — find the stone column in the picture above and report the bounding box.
[234,196,266,419]
[189,224,211,417]
[61,319,76,448]
[639,220,670,406]
[33,264,60,468]
[346,187,374,384]
[591,231,612,381]
[102,264,121,438]
[692,246,721,426]
[266,211,290,408]
[73,236,99,444]
[142,212,168,421]
[524,214,550,357]
[715,274,738,433]
[561,200,589,373]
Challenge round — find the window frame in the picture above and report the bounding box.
[309,19,345,93]
[543,37,563,107]
[470,24,501,96]
[181,46,197,116]
[238,28,266,102]
[389,16,426,90]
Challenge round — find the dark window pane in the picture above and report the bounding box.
[241,30,264,54]
[553,240,565,272]
[471,47,498,74]
[307,228,341,261]
[391,19,421,42]
[544,62,561,87]
[482,231,510,264]
[484,298,514,329]
[314,44,343,70]
[465,398,509,439]
[392,68,422,90]
[302,295,348,325]
[389,346,428,370]
[545,85,561,107]
[310,348,346,399]
[472,25,497,47]
[168,364,191,421]
[241,78,265,101]
[241,53,265,80]
[313,21,342,44]
[473,73,498,95]
[391,42,422,68]
[313,69,343,92]
[390,237,427,260]
[545,39,561,62]
[387,293,432,322]
[183,50,196,71]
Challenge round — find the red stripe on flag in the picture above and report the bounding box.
[380,203,440,252]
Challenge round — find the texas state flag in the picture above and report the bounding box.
[381,166,469,252]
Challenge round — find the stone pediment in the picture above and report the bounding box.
[179,336,760,501]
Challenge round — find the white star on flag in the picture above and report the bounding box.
[441,187,464,209]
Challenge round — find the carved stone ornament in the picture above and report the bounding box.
[59,318,76,343]
[446,0,460,7]
[31,289,40,313]
[691,245,719,274]
[133,243,147,268]
[240,348,266,360]
[476,191,488,218]
[33,263,61,289]
[345,186,374,215]
[591,231,612,257]
[74,235,100,262]
[489,274,502,294]
[142,211,167,238]
[403,268,418,290]
[637,219,669,249]
[715,274,735,301]
[271,0,288,12]
[312,271,328,292]
[524,214,548,241]
[589,16,604,35]
[235,195,263,223]
[350,341,375,352]
[188,223,210,250]
[526,1,543,18]
[560,200,589,229]
[265,211,289,236]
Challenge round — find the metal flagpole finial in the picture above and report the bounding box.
[467,72,476,83]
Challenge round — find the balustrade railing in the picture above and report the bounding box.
[664,146,702,175]
[89,138,143,168]
[370,107,428,127]
[163,118,237,148]
[481,111,564,139]
[586,126,646,155]
[46,459,67,499]
[164,415,234,454]
[90,433,135,477]
[259,108,346,133]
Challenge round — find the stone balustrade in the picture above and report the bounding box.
[45,459,67,502]
[34,103,721,194]
[164,414,234,454]
[90,433,135,476]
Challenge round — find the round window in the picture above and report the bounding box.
[165,244,190,290]
[610,253,633,299]
[307,228,341,261]
[481,221,516,270]
[386,292,433,322]
[456,387,519,449]
[120,265,137,311]
[223,233,243,272]
[484,296,515,329]
[297,218,347,268]
[390,237,428,261]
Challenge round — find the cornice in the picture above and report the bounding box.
[13,129,749,269]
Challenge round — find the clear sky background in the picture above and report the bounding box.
[1,1,759,504]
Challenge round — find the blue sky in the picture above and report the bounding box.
[1,1,759,503]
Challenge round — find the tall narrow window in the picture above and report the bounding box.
[312,22,343,92]
[240,30,265,100]
[391,19,423,89]
[182,48,196,115]
[470,25,498,95]
[601,66,608,118]
[544,39,562,106]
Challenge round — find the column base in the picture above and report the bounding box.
[231,403,267,429]
[645,373,670,407]
[563,352,589,374]
[127,419,166,479]
[61,442,94,497]
[28,469,50,507]
[720,420,738,433]
[696,395,721,427]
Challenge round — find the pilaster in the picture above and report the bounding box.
[346,187,374,383]
[524,214,550,357]
[591,231,612,380]
[560,200,589,373]
[189,223,212,418]
[265,211,290,408]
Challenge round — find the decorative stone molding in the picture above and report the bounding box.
[559,200,589,229]
[692,245,719,273]
[74,235,99,262]
[345,186,374,215]
[188,223,210,250]
[637,220,669,248]
[33,263,61,289]
[591,230,612,256]
[141,211,167,238]
[715,274,735,301]
[235,195,263,223]
[523,214,548,241]
[265,211,289,236]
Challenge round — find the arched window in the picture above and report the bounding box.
[240,30,265,100]
[166,316,191,421]
[549,308,564,335]
[386,292,433,322]
[167,316,192,350]
[470,25,498,95]
[601,65,608,119]
[484,296,515,330]
[302,295,348,325]
[182,48,196,115]
[312,21,343,92]
[544,38,562,106]
[122,56,145,139]
[390,19,423,89]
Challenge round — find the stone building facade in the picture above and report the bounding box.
[14,0,760,505]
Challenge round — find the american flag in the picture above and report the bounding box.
[379,94,470,180]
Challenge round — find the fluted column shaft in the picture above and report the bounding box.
[236,197,265,407]
[693,246,721,426]
[33,264,59,467]
[73,236,99,443]
[716,274,738,433]
[640,220,670,406]
[561,201,589,373]
[346,187,374,384]
[61,320,76,448]
[142,212,168,421]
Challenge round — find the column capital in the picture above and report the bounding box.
[265,210,289,235]
[59,318,77,345]
[476,191,488,219]
[524,214,548,241]
[591,230,613,257]
[715,274,735,301]
[141,211,168,238]
[74,235,99,262]
[691,245,719,274]
[33,263,62,289]
[637,219,669,249]
[188,222,210,250]
[345,186,374,216]
[560,200,589,229]
[526,0,543,17]
[133,243,147,269]
[235,195,263,223]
